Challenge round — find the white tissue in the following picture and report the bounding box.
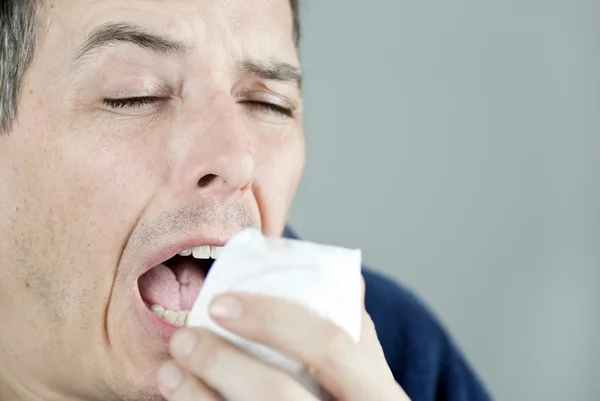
[186,228,363,401]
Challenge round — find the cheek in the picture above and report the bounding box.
[255,130,305,236]
[0,123,163,320]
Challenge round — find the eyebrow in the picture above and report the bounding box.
[73,22,302,89]
[73,22,188,66]
[241,60,303,89]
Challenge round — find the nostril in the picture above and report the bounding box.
[197,174,217,188]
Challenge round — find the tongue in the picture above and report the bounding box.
[138,258,206,311]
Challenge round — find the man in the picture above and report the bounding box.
[0,0,491,400]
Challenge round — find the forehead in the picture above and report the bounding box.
[46,0,296,59]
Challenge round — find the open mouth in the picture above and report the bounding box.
[137,245,222,327]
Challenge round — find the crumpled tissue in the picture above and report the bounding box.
[186,228,363,401]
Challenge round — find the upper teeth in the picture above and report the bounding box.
[179,245,222,259]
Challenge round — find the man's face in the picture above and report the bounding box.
[0,0,304,399]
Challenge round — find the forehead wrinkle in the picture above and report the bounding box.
[71,21,190,71]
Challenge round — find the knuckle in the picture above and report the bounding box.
[268,377,305,401]
[171,376,216,401]
[320,327,352,368]
[186,333,220,377]
[256,306,282,342]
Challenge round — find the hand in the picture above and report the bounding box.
[157,290,411,401]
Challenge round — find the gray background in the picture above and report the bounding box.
[287,1,600,400]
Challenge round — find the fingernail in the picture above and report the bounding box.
[210,295,242,319]
[158,362,184,391]
[171,330,197,357]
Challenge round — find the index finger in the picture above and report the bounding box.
[208,293,376,400]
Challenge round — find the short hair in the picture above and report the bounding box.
[0,0,301,133]
[0,0,40,133]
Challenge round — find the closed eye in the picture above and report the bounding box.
[103,97,163,110]
[243,101,294,118]
[102,97,294,118]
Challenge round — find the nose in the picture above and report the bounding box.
[171,96,255,199]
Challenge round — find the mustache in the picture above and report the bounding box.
[131,199,257,247]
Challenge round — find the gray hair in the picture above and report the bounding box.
[0,0,41,134]
[0,0,300,134]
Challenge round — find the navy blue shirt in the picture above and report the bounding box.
[284,227,492,401]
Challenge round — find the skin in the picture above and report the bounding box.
[0,0,410,400]
[159,292,410,401]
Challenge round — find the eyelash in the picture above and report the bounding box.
[102,97,294,118]
[103,97,163,109]
[243,101,294,118]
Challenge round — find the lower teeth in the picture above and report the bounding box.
[150,304,189,327]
